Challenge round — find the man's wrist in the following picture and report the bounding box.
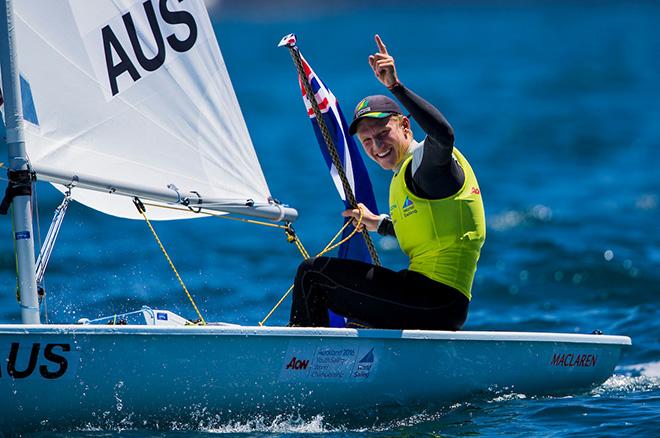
[387,81,403,91]
[377,214,391,235]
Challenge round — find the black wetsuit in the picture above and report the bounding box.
[377,83,464,235]
[289,84,469,330]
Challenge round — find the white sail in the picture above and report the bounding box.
[10,0,275,220]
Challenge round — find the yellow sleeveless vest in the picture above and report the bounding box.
[389,147,486,300]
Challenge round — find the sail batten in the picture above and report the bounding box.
[8,0,287,221]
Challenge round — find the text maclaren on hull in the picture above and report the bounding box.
[550,353,598,367]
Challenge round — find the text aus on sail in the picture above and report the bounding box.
[85,0,199,98]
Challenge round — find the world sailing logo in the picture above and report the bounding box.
[359,348,374,364]
[78,0,200,99]
[402,196,417,217]
[353,348,375,379]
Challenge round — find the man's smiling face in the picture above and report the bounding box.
[356,115,412,170]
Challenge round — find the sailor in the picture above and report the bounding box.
[289,35,486,330]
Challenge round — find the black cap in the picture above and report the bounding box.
[348,95,403,136]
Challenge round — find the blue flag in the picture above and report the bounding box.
[280,34,380,327]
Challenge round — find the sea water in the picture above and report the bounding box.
[0,0,658,436]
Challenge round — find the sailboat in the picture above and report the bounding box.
[0,0,630,432]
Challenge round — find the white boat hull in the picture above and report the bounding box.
[0,325,630,431]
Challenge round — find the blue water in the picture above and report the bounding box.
[2,0,659,436]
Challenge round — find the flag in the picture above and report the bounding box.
[280,34,380,327]
[280,35,379,263]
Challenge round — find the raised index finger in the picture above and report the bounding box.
[375,34,388,54]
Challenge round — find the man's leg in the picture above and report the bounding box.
[289,257,468,329]
[289,257,391,327]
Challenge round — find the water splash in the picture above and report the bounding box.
[203,413,331,433]
[620,361,660,378]
[114,381,125,412]
[591,362,660,395]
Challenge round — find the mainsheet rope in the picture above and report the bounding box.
[133,198,207,325]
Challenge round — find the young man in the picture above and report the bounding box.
[288,35,485,330]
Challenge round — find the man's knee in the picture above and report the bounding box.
[294,257,334,298]
[296,256,330,276]
[297,257,315,272]
[295,259,314,286]
[294,258,318,292]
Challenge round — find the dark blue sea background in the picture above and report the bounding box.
[1,0,658,436]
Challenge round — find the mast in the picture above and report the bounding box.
[0,0,40,323]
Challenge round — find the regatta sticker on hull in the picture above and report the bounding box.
[279,341,379,382]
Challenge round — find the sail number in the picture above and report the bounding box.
[101,0,198,96]
[0,343,74,380]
